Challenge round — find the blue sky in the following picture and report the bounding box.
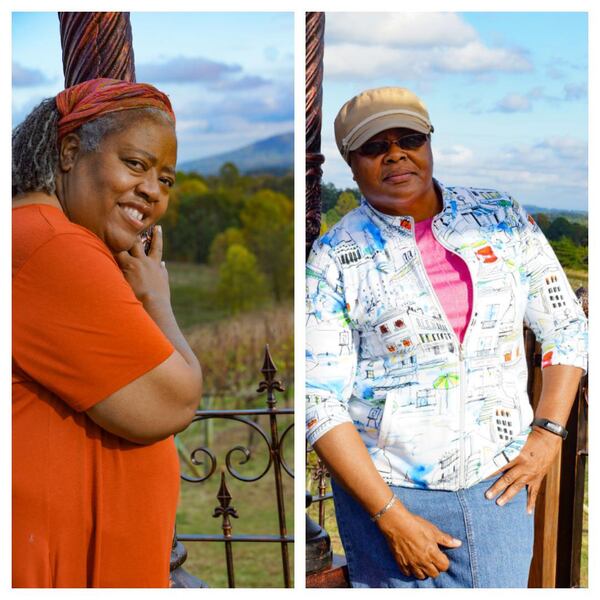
[12,12,294,165]
[321,12,588,210]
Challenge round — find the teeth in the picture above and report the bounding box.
[123,206,144,222]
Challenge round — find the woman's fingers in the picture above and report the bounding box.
[485,465,519,500]
[398,563,410,578]
[148,225,163,259]
[436,530,462,548]
[495,478,527,506]
[129,236,145,258]
[527,480,540,515]
[115,250,133,268]
[433,549,451,572]
[485,467,530,506]
[423,564,441,579]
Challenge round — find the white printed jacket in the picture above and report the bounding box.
[306,183,587,491]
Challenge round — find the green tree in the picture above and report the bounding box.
[162,178,210,259]
[533,212,551,235]
[547,217,573,242]
[219,162,240,188]
[241,190,293,301]
[208,227,245,266]
[550,236,587,270]
[167,190,245,263]
[334,190,359,217]
[217,244,267,313]
[321,190,359,230]
[320,182,339,213]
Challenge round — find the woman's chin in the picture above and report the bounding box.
[105,233,138,255]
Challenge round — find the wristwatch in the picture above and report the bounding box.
[531,417,568,440]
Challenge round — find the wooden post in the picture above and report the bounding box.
[555,380,588,587]
[59,12,136,86]
[527,342,560,587]
[306,12,325,258]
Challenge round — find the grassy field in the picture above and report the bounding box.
[169,261,294,587]
[176,413,294,587]
[565,268,588,291]
[167,262,229,330]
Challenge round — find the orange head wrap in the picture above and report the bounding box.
[55,78,176,141]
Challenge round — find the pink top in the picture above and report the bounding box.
[414,217,473,343]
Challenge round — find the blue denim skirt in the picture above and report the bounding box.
[331,477,534,588]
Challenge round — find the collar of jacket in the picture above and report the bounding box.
[359,178,453,230]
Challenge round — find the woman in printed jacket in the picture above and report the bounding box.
[305,87,587,588]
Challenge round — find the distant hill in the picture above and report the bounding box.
[524,204,587,224]
[178,132,293,176]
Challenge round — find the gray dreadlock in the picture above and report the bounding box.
[12,100,175,197]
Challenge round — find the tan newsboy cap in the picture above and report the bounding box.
[334,87,434,163]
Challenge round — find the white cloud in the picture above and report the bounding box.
[432,136,587,206]
[323,134,587,210]
[432,145,474,167]
[432,42,531,74]
[534,137,587,162]
[326,13,477,48]
[12,62,53,87]
[493,93,532,113]
[492,83,586,113]
[324,13,532,81]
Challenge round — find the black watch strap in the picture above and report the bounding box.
[532,417,568,440]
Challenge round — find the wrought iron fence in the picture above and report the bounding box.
[171,346,294,588]
[306,308,589,588]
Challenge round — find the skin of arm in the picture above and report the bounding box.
[86,227,202,444]
[485,364,583,512]
[314,422,462,580]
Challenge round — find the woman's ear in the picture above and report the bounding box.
[58,133,82,172]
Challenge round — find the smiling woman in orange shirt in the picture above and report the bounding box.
[12,79,202,587]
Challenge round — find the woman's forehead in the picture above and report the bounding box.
[103,118,177,164]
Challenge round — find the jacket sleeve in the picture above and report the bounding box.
[513,198,588,373]
[305,237,358,446]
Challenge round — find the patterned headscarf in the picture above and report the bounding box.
[56,78,175,141]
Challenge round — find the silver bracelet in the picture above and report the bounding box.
[370,493,397,522]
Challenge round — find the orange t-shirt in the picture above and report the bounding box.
[12,205,180,588]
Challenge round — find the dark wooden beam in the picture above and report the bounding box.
[306,12,325,258]
[59,12,136,86]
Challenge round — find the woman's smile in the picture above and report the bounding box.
[119,202,152,230]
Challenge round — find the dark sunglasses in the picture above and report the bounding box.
[357,133,429,157]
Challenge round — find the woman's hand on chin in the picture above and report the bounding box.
[115,225,171,310]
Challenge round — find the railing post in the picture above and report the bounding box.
[213,470,239,588]
[257,346,292,587]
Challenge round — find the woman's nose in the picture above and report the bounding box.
[136,172,161,202]
[383,143,406,163]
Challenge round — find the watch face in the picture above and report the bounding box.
[533,418,567,439]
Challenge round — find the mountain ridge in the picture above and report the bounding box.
[178,132,293,176]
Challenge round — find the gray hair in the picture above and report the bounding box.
[12,100,174,197]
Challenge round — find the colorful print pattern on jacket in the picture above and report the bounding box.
[306,183,587,491]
